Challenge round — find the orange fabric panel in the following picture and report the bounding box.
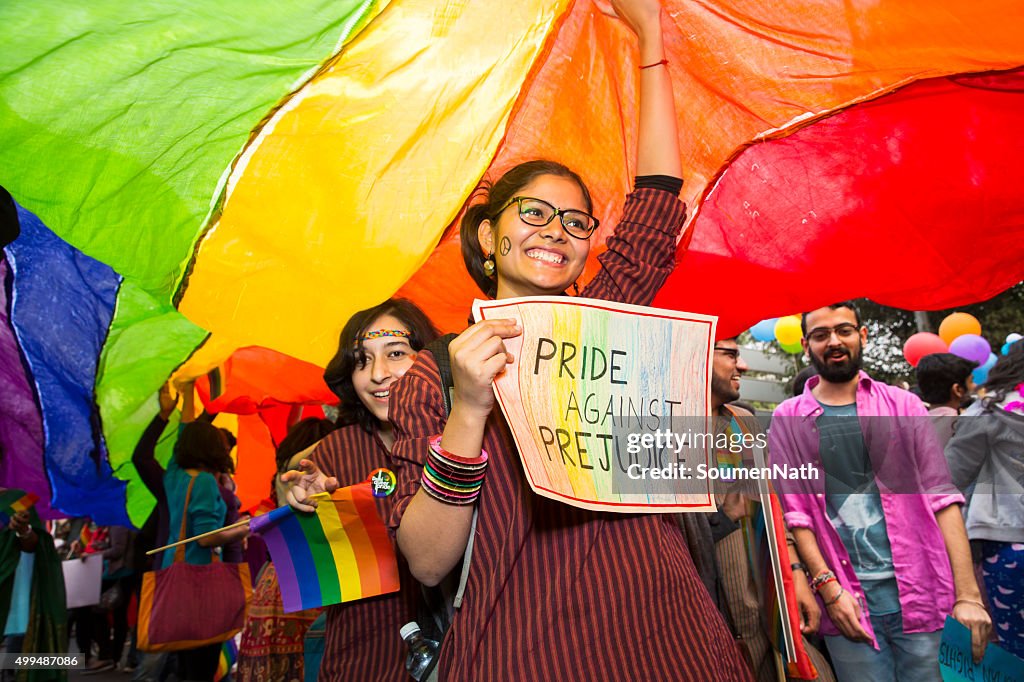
[399,0,1024,331]
[234,413,278,512]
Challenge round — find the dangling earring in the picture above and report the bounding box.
[572,281,580,296]
[483,253,496,278]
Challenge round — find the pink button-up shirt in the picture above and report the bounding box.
[769,372,964,645]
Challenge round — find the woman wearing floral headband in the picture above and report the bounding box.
[282,298,440,681]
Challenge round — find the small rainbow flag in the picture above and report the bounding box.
[755,492,818,679]
[722,410,817,679]
[0,489,39,525]
[0,489,39,514]
[213,637,237,682]
[78,523,94,549]
[249,483,399,613]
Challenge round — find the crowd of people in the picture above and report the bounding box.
[2,0,1022,680]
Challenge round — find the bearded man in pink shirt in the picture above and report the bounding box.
[769,301,991,681]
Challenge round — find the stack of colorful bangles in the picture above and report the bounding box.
[421,435,489,505]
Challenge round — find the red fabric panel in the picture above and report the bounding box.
[654,70,1024,336]
[196,346,336,415]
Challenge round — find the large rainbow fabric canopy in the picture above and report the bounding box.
[2,0,1023,523]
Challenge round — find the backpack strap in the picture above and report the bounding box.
[172,474,198,564]
[421,333,478,619]
[424,334,458,415]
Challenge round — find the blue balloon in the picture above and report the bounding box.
[1002,342,1012,355]
[750,318,778,343]
[973,352,998,385]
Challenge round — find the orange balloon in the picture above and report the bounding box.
[938,312,982,345]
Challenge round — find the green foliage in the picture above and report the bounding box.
[751,282,1024,389]
[859,282,1024,386]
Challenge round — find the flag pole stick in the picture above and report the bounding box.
[145,518,250,556]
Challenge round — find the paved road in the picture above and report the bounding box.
[69,664,132,682]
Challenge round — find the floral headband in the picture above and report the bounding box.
[354,329,411,347]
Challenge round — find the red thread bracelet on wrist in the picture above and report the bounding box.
[640,58,668,70]
[814,576,838,594]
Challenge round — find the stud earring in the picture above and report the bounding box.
[483,253,496,278]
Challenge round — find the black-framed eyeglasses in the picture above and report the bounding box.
[805,324,860,343]
[497,196,599,240]
[713,346,740,361]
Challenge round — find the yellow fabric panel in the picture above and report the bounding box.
[180,0,571,365]
[171,335,238,384]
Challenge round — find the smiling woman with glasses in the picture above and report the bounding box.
[387,1,751,680]
[496,196,600,239]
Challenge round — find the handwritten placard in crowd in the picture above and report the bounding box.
[939,616,1022,682]
[474,296,717,513]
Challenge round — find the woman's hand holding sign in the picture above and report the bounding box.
[398,319,520,587]
[449,318,522,418]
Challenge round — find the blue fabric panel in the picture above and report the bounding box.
[5,204,128,525]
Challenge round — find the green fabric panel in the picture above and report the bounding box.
[95,281,205,527]
[0,0,385,526]
[0,0,385,299]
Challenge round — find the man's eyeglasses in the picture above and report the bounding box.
[497,196,600,240]
[713,346,740,361]
[805,324,860,343]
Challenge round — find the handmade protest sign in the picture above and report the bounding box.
[474,296,717,513]
[939,616,1022,682]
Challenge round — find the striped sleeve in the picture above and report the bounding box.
[583,187,686,305]
[387,350,447,535]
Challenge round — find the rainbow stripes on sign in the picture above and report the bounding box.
[249,483,399,613]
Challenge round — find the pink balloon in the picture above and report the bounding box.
[903,332,948,367]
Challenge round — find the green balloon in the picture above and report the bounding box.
[780,339,803,354]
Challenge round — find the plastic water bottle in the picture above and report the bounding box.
[400,622,439,681]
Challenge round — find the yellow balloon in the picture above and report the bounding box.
[775,315,803,345]
[938,312,982,345]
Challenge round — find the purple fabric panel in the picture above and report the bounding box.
[0,257,52,518]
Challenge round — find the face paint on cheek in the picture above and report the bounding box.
[499,236,511,256]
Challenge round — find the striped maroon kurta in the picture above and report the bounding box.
[389,188,753,680]
[310,425,418,682]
